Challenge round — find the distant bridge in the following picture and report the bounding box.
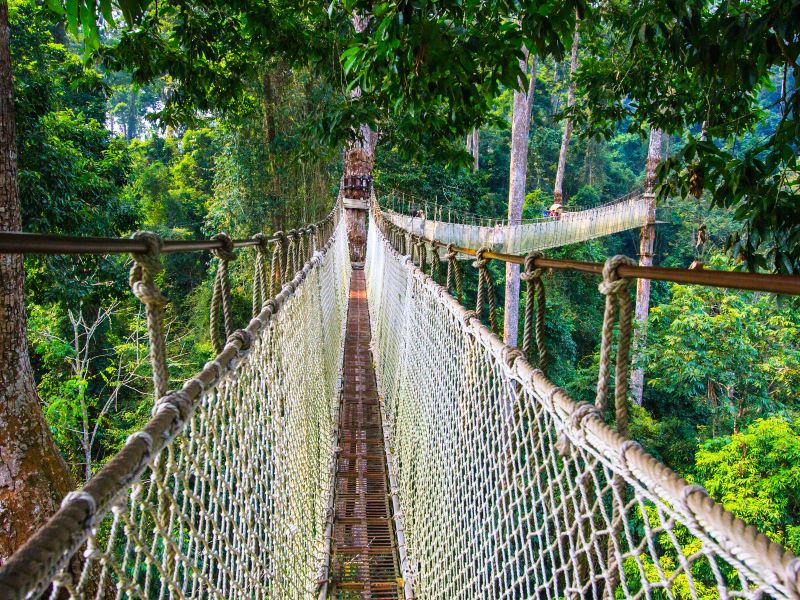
[382,189,653,255]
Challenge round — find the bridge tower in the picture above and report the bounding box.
[342,146,373,263]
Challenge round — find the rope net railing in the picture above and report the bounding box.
[365,208,800,599]
[0,212,352,600]
[381,190,652,255]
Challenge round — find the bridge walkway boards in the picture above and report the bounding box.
[329,267,401,599]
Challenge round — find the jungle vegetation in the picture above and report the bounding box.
[0,0,798,561]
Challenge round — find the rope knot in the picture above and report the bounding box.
[502,346,524,368]
[472,247,489,269]
[619,439,643,476]
[130,231,164,280]
[444,243,457,261]
[252,232,270,251]
[211,232,237,261]
[460,310,479,326]
[130,232,167,307]
[228,329,254,353]
[520,251,544,281]
[61,491,97,527]
[598,255,634,296]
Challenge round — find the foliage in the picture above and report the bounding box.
[573,0,800,272]
[644,267,800,440]
[9,0,800,560]
[694,417,800,553]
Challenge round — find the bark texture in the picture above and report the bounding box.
[503,53,537,346]
[553,22,580,205]
[0,0,75,563]
[631,128,662,405]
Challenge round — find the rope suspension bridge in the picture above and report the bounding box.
[381,189,655,255]
[1,195,800,600]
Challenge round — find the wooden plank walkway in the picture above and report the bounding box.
[329,267,401,599]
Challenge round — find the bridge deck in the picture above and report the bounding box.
[329,268,400,599]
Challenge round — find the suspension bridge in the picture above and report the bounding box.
[381,189,654,255]
[1,196,800,600]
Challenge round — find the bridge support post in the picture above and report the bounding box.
[632,192,657,405]
[342,146,373,263]
[632,129,662,405]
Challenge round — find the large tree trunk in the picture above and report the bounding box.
[631,128,662,405]
[553,21,580,205]
[0,0,75,563]
[503,53,537,346]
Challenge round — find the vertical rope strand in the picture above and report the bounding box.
[445,244,463,303]
[252,233,269,318]
[429,241,440,282]
[210,233,237,355]
[129,231,169,399]
[473,247,498,333]
[284,230,297,283]
[270,232,285,297]
[595,254,636,429]
[594,254,636,599]
[520,251,547,370]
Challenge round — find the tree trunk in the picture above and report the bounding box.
[553,21,579,205]
[343,13,375,263]
[631,128,662,405]
[126,88,137,141]
[503,53,537,346]
[0,0,75,562]
[262,71,277,145]
[471,128,479,171]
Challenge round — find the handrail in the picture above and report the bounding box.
[0,232,275,255]
[0,216,335,256]
[374,203,800,296]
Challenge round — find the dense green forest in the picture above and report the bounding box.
[4,0,800,561]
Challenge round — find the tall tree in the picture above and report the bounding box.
[471,128,479,171]
[343,11,375,262]
[631,127,661,405]
[553,20,579,205]
[0,0,75,561]
[503,51,537,346]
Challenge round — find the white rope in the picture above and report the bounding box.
[1,217,350,600]
[4,202,800,600]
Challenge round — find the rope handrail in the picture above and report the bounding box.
[0,206,350,600]
[372,201,800,296]
[365,204,800,599]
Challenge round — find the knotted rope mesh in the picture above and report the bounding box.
[0,217,351,600]
[365,210,800,600]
